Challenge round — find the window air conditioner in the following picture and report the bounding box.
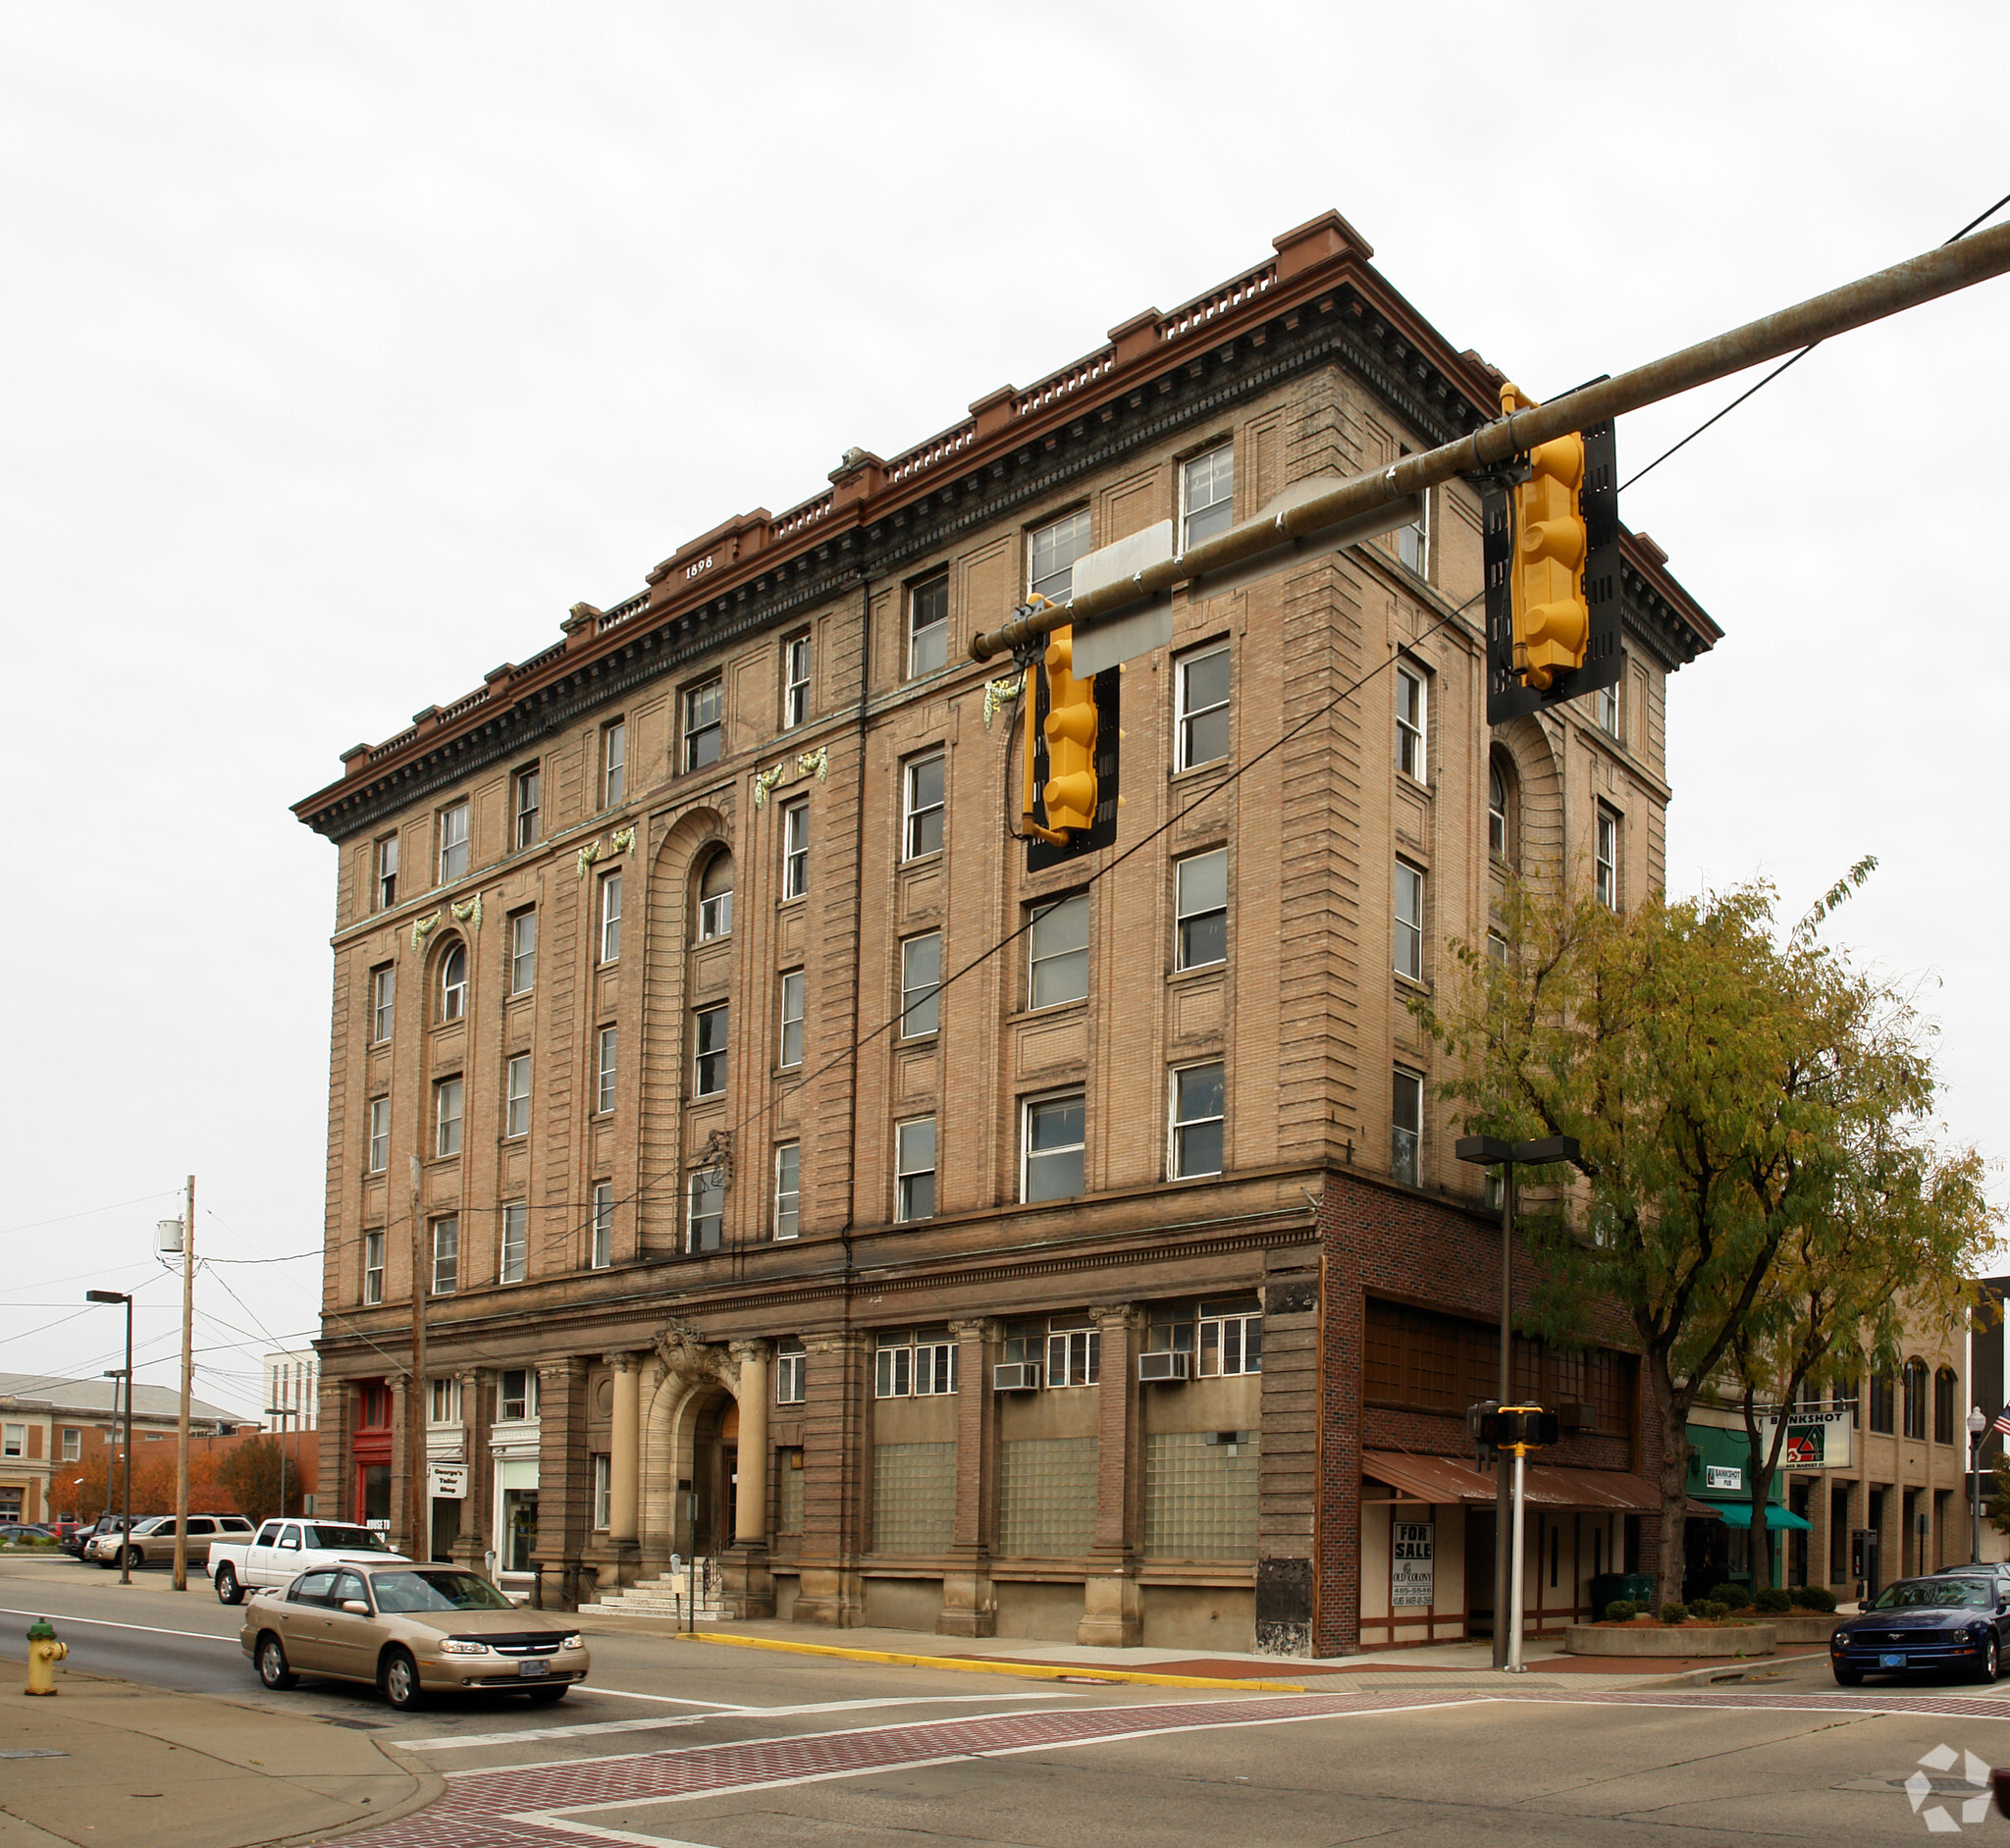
[1555,1399,1595,1433]
[1137,1351,1190,1383]
[992,1362,1042,1393]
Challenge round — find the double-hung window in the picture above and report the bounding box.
[1597,674,1622,743]
[875,1329,957,1398]
[509,911,537,994]
[366,1096,390,1174]
[909,575,949,677]
[781,634,811,729]
[434,1077,463,1158]
[593,1454,611,1530]
[900,932,940,1037]
[684,678,723,771]
[1174,850,1227,970]
[1596,807,1620,912]
[1147,1300,1263,1376]
[1489,759,1509,860]
[693,1004,728,1096]
[1175,645,1230,770]
[363,1231,385,1305]
[778,972,805,1068]
[781,801,808,900]
[1170,1062,1225,1179]
[1029,892,1088,1009]
[430,1215,458,1295]
[773,1143,801,1241]
[698,852,734,939]
[60,1427,79,1461]
[1182,444,1234,549]
[1394,861,1424,980]
[1023,1092,1084,1202]
[687,1171,724,1253]
[602,718,626,809]
[596,1027,617,1114]
[600,871,622,963]
[1392,1069,1423,1187]
[439,942,467,1021]
[375,835,398,910]
[438,801,469,884]
[370,965,395,1042]
[1396,665,1426,781]
[776,1337,807,1403]
[591,1182,613,1269]
[1398,482,1429,576]
[504,1054,531,1137]
[1029,510,1091,604]
[1045,1315,1100,1387]
[895,1117,935,1222]
[513,764,541,849]
[903,752,945,859]
[498,1369,536,1422]
[500,1203,527,1284]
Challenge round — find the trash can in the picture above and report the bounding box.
[1590,1571,1656,1615]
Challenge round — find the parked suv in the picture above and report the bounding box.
[90,1514,255,1571]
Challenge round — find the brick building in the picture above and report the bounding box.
[0,1375,247,1525]
[292,210,1719,1654]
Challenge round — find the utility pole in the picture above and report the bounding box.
[172,1175,194,1592]
[407,1158,426,1559]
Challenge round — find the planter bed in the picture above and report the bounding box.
[1565,1620,1776,1659]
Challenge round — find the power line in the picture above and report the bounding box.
[0,1191,181,1240]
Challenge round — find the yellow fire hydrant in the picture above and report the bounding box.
[25,1617,67,1696]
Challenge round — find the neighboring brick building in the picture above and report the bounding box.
[292,210,1719,1654]
[0,1375,247,1525]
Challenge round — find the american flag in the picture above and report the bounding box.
[1992,1402,2010,1438]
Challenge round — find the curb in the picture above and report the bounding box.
[668,1629,1307,1693]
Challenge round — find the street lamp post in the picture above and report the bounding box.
[85,1291,133,1586]
[1455,1134,1581,1672]
[1969,1406,1988,1566]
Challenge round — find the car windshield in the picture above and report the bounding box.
[368,1570,516,1614]
[1872,1578,1993,1610]
[303,1525,393,1552]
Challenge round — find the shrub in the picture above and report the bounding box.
[1708,1582,1753,1610]
[1754,1586,1791,1614]
[1660,1601,1690,1625]
[1788,1585,1838,1611]
[1603,1599,1639,1623]
[1691,1600,1728,1622]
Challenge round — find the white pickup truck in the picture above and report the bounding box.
[209,1519,410,1605]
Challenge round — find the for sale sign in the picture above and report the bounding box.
[1392,1520,1435,1607]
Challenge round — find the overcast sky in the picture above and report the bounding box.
[4,3,2004,1423]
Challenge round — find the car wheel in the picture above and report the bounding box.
[1980,1635,2000,1684]
[1832,1663,1863,1686]
[120,1547,138,1571]
[215,1565,242,1606]
[256,1634,297,1691]
[380,1647,423,1711]
[525,1684,568,1705]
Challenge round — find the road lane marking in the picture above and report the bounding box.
[0,1607,237,1645]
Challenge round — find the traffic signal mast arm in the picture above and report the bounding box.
[971,218,2010,662]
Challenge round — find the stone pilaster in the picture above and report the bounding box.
[791,1331,867,1627]
[605,1351,643,1590]
[531,1358,590,1610]
[1079,1304,1143,1648]
[722,1340,774,1618]
[452,1369,490,1573]
[938,1318,1000,1638]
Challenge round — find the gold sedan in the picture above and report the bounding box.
[239,1559,591,1710]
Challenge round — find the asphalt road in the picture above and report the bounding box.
[10,1555,2010,1845]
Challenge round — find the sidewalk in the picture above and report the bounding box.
[0,1655,439,1848]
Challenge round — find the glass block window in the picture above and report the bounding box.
[1143,1431,1259,1559]
[998,1437,1096,1558]
[871,1442,956,1555]
[778,1450,805,1535]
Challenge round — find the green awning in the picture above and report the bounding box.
[1693,1499,1812,1531]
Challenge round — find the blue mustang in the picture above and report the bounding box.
[1830,1575,2010,1685]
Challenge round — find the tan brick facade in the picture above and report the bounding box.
[296,211,1717,1653]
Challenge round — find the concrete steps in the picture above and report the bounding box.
[592,1563,726,1622]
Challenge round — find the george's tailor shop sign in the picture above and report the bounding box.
[1392,1521,1435,1607]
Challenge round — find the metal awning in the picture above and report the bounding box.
[1362,1451,1662,1512]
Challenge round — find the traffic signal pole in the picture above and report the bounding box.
[971,219,2010,665]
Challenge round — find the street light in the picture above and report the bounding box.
[86,1290,133,1586]
[1455,1133,1581,1672]
[1970,1406,1989,1566]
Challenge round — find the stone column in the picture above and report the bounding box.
[451,1369,488,1572]
[387,1374,416,1559]
[603,1352,642,1591]
[1079,1304,1143,1648]
[938,1318,1000,1638]
[720,1341,775,1619]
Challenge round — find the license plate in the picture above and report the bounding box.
[1880,1652,1906,1669]
[517,1659,550,1678]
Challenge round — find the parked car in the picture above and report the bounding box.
[1830,1574,2010,1684]
[67,1515,128,1559]
[239,1559,589,1709]
[86,1516,162,1567]
[82,1513,253,1571]
[210,1519,409,1605]
[0,1523,54,1546]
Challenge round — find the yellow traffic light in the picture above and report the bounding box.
[1503,384,1590,691]
[1041,626,1099,834]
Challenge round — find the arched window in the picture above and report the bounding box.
[1488,752,1513,864]
[1901,1358,1929,1440]
[697,851,734,941]
[1933,1366,1959,1446]
[439,942,467,1022]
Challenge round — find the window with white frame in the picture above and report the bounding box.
[684,678,723,771]
[778,971,805,1068]
[509,910,537,994]
[601,718,626,810]
[439,942,467,1021]
[775,1336,806,1403]
[593,1453,610,1530]
[687,1171,724,1252]
[1182,444,1235,550]
[781,801,808,900]
[1489,757,1509,861]
[513,764,541,850]
[438,800,469,884]
[1029,509,1092,603]
[1396,664,1426,781]
[434,1077,463,1158]
[693,1003,728,1096]
[1394,861,1424,980]
[61,1427,79,1461]
[1174,850,1227,971]
[596,1026,616,1114]
[1392,1069,1423,1187]
[781,634,811,729]
[600,871,622,963]
[367,1096,390,1174]
[591,1182,613,1269]
[430,1215,459,1295]
[698,850,734,939]
[900,932,940,1036]
[875,1328,957,1398]
[1170,1062,1225,1179]
[1398,481,1430,576]
[1597,671,1622,742]
[363,1230,385,1305]
[895,1117,935,1222]
[1487,929,1508,968]
[371,965,395,1043]
[1146,1297,1263,1376]
[909,574,949,677]
[1023,1091,1084,1202]
[903,752,945,860]
[1596,806,1620,911]
[500,1203,527,1284]
[2,1425,22,1458]
[1029,892,1088,1009]
[1045,1314,1100,1387]
[504,1053,531,1137]
[1175,645,1230,770]
[773,1143,800,1240]
[375,834,399,911]
[498,1369,538,1422]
